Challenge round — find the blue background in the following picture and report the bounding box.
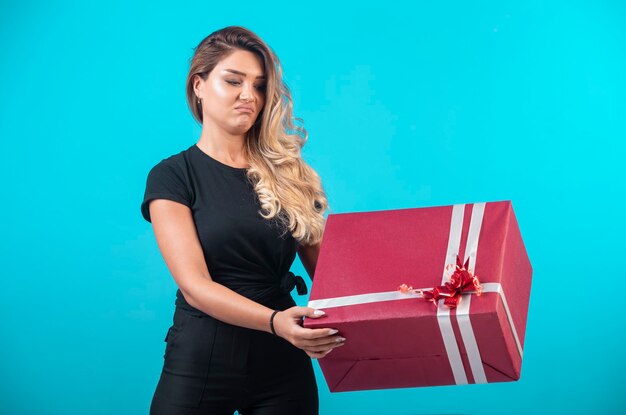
[1,0,624,413]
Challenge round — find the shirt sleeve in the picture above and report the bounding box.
[140,158,192,223]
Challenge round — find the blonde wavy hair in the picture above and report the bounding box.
[185,26,329,245]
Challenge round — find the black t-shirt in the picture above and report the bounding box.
[141,144,306,310]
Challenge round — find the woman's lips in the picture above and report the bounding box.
[235,107,253,113]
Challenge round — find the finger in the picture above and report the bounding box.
[303,341,345,353]
[320,348,335,358]
[293,326,339,340]
[300,335,346,348]
[291,306,326,319]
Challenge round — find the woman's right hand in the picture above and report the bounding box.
[272,306,346,359]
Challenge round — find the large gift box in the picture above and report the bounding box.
[303,200,532,392]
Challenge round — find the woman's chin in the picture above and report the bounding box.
[227,123,254,135]
[235,117,258,129]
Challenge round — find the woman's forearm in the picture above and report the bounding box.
[297,242,321,280]
[181,276,274,333]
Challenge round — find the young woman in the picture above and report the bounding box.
[141,26,344,414]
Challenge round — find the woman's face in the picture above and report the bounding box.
[194,49,267,135]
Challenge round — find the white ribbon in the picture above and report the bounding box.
[307,202,523,384]
[453,203,486,384]
[436,204,468,384]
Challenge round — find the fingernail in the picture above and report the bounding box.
[336,337,346,342]
[313,310,326,316]
[329,329,338,335]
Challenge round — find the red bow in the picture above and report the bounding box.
[398,255,482,309]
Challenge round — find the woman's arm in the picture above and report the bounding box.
[297,241,321,280]
[148,199,344,357]
[149,199,274,331]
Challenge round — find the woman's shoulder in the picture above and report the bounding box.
[143,147,198,195]
[149,146,193,174]
[141,146,195,222]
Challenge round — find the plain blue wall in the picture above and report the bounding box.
[1,0,624,413]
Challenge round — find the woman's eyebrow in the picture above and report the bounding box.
[223,69,266,79]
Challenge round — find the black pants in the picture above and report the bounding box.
[149,294,319,414]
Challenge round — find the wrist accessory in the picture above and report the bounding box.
[269,310,280,336]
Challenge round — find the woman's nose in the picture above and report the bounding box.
[240,83,254,101]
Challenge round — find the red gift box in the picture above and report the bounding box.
[303,200,532,392]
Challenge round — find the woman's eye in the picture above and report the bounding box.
[226,80,265,92]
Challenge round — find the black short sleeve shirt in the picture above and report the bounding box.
[141,144,300,306]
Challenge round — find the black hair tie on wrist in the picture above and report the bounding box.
[270,310,280,336]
